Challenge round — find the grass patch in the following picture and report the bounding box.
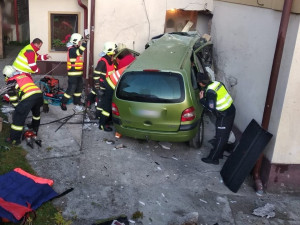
[0,106,70,224]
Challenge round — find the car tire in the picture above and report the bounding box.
[189,116,204,149]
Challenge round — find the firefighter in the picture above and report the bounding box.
[93,42,118,131]
[197,72,236,165]
[2,65,44,145]
[13,38,51,76]
[61,33,89,111]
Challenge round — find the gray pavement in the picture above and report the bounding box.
[1,46,300,225]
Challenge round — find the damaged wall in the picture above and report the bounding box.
[211,1,300,164]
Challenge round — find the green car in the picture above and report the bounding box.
[112,32,213,148]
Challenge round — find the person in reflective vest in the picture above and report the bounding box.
[13,38,51,76]
[60,33,88,111]
[2,65,43,145]
[93,42,117,132]
[197,72,236,165]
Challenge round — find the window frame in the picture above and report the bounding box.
[48,11,81,52]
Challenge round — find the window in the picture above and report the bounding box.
[50,13,79,52]
[117,71,185,103]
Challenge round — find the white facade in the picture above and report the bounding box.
[212,1,300,164]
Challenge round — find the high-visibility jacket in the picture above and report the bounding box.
[106,65,128,89]
[206,81,233,111]
[13,44,38,73]
[7,73,42,105]
[100,57,115,78]
[67,46,84,76]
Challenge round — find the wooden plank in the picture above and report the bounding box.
[0,4,3,59]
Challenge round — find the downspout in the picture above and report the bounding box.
[253,0,294,195]
[14,0,19,42]
[77,0,88,93]
[88,0,95,89]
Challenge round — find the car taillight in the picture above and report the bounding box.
[181,107,196,122]
[112,102,120,116]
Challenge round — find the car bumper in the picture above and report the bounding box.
[113,117,198,142]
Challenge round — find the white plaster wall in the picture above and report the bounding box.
[211,1,300,163]
[272,25,300,164]
[93,0,213,63]
[28,0,85,61]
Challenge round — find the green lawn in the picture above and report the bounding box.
[0,105,71,225]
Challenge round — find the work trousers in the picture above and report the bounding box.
[209,104,236,160]
[98,87,114,127]
[10,93,43,141]
[61,76,83,105]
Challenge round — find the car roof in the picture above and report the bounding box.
[127,32,200,72]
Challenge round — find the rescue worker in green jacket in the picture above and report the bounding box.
[61,33,89,111]
[13,38,51,76]
[2,65,44,145]
[197,72,236,165]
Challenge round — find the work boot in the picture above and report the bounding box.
[99,124,112,132]
[5,137,21,146]
[201,157,219,165]
[61,103,67,111]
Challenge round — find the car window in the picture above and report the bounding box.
[116,71,185,103]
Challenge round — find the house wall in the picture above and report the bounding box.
[92,0,212,62]
[28,0,86,61]
[211,1,300,165]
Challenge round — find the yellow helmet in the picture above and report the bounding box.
[70,33,82,46]
[3,65,16,79]
[103,42,117,55]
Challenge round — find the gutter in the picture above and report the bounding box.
[88,0,96,90]
[77,0,88,93]
[253,0,294,195]
[14,0,19,42]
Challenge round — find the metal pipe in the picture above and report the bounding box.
[88,0,95,90]
[253,0,293,195]
[77,0,88,93]
[14,0,19,42]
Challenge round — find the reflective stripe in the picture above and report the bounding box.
[28,63,36,66]
[79,46,85,51]
[64,93,71,98]
[102,110,110,117]
[68,71,83,76]
[96,107,102,111]
[9,96,18,101]
[99,72,106,76]
[12,103,18,107]
[32,115,40,120]
[21,90,42,101]
[93,76,100,80]
[91,90,96,94]
[106,77,115,90]
[74,93,81,97]
[11,124,23,131]
[94,70,101,74]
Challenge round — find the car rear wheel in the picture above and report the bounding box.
[189,116,204,149]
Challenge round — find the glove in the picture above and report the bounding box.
[3,94,10,102]
[43,103,49,113]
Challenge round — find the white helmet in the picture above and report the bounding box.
[70,33,82,46]
[103,42,117,55]
[3,65,16,79]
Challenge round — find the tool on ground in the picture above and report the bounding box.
[38,76,72,106]
[23,130,42,148]
[0,83,15,95]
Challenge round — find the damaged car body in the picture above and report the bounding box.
[112,32,213,148]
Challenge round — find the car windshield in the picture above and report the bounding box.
[116,71,185,103]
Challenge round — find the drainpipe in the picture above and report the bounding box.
[77,0,88,93]
[88,0,95,90]
[253,0,293,195]
[14,0,19,42]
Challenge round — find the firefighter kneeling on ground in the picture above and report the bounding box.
[2,65,44,145]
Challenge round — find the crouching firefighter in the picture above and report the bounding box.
[2,65,44,145]
[197,72,236,165]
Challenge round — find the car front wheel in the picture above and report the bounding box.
[189,116,204,149]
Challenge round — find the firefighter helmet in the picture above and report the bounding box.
[70,33,82,46]
[103,42,117,55]
[2,65,16,78]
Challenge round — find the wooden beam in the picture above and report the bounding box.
[0,3,3,59]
